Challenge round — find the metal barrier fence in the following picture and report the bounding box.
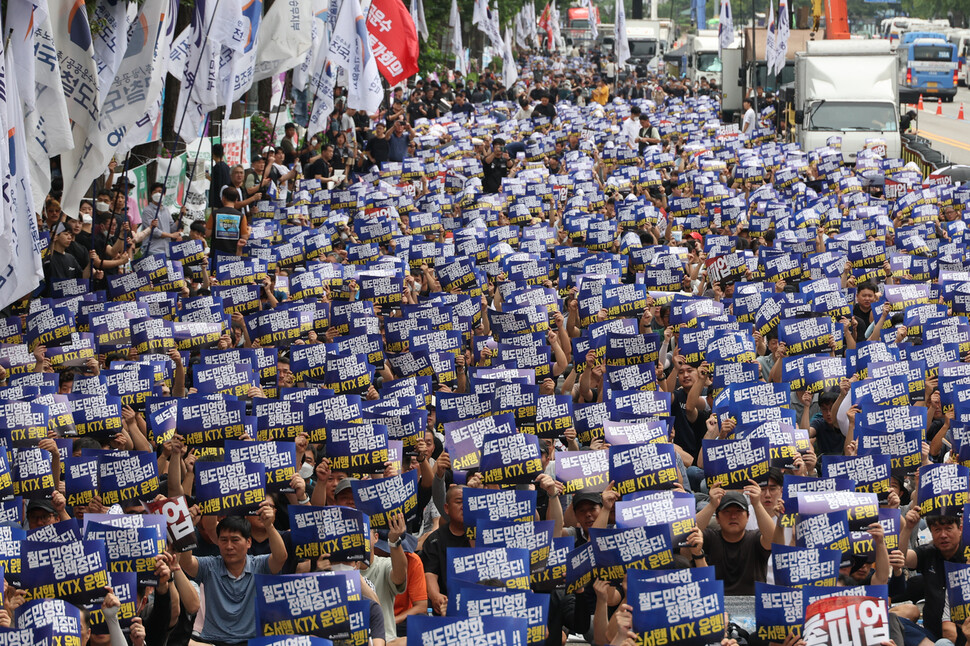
[901,132,949,175]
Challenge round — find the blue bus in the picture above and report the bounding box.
[898,33,959,102]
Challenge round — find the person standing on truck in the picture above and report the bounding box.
[741,98,756,134]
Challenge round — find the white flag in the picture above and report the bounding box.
[410,0,429,41]
[615,0,630,66]
[449,0,466,75]
[52,0,103,215]
[765,0,776,81]
[718,0,734,51]
[92,0,131,103]
[775,0,789,76]
[0,42,44,310]
[584,0,597,41]
[293,0,330,92]
[60,0,171,214]
[118,0,178,156]
[472,0,485,25]
[220,0,265,117]
[174,0,246,143]
[477,4,504,53]
[329,0,383,114]
[253,0,313,82]
[503,29,518,88]
[7,0,73,213]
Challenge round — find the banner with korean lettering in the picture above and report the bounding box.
[614,491,696,547]
[406,616,528,646]
[225,441,296,493]
[589,524,674,581]
[447,546,531,590]
[609,443,680,495]
[83,521,165,587]
[918,463,970,517]
[554,450,608,494]
[454,586,548,646]
[795,510,852,556]
[628,578,726,646]
[756,582,805,642]
[463,489,537,541]
[256,573,350,639]
[351,471,418,528]
[195,460,266,516]
[703,438,770,490]
[773,545,841,587]
[14,598,83,644]
[480,432,543,485]
[21,540,109,606]
[97,451,160,506]
[803,596,889,646]
[12,448,54,500]
[795,491,880,531]
[288,506,372,562]
[365,0,419,85]
[144,496,198,553]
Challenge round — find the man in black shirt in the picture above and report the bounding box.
[43,223,85,290]
[209,144,231,210]
[696,488,774,595]
[366,123,391,168]
[901,510,965,640]
[532,93,557,120]
[482,138,511,194]
[305,144,334,182]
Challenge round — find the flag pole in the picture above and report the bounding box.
[158,0,226,218]
[173,113,211,231]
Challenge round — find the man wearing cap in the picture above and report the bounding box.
[26,494,69,530]
[565,490,604,546]
[43,222,86,289]
[695,483,774,595]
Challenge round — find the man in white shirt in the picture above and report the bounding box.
[741,98,756,134]
[620,106,643,149]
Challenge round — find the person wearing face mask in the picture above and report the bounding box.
[140,182,181,258]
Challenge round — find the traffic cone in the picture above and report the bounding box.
[918,94,924,111]
[959,103,965,120]
[936,100,943,116]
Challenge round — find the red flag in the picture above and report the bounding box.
[538,1,554,48]
[365,0,419,85]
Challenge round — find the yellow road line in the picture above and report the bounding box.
[917,129,970,152]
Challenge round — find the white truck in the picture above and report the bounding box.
[794,40,901,162]
[625,19,675,73]
[687,30,722,85]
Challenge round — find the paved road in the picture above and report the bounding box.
[904,85,970,165]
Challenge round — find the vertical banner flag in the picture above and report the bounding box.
[365,0,420,86]
[615,0,630,66]
[252,0,313,82]
[765,0,776,80]
[774,0,789,76]
[719,0,734,50]
[449,0,466,74]
[410,0,428,41]
[92,0,130,101]
[331,0,384,113]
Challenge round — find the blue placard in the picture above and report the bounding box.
[608,442,680,495]
[702,437,771,490]
[589,524,674,581]
[351,470,418,528]
[446,547,531,590]
[755,582,805,642]
[918,463,970,517]
[20,540,109,606]
[255,573,350,640]
[479,432,543,485]
[406,616,528,646]
[628,578,726,646]
[97,451,160,506]
[288,506,372,562]
[195,460,266,516]
[772,544,841,587]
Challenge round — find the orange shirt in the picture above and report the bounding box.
[393,552,428,617]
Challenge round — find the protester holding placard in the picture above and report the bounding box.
[696,485,775,595]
